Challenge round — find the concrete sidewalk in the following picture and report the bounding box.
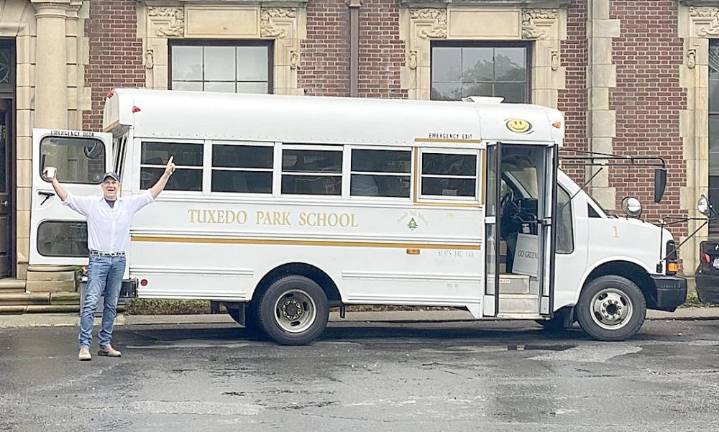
[1,307,718,329]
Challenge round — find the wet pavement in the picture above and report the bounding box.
[1,318,719,431]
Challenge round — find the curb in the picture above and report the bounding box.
[1,308,719,329]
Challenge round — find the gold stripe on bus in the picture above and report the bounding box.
[131,235,481,250]
[414,138,484,144]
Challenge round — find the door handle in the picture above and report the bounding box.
[39,191,55,205]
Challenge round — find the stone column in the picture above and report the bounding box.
[32,0,68,129]
[586,0,620,209]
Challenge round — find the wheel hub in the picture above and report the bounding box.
[591,289,633,330]
[280,298,303,321]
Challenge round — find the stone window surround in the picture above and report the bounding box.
[399,0,568,108]
[679,0,719,269]
[139,0,307,95]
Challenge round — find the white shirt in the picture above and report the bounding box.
[62,192,154,253]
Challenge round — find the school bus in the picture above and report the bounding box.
[29,89,687,344]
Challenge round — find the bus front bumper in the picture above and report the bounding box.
[649,275,687,312]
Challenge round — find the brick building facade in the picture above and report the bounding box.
[0,0,715,304]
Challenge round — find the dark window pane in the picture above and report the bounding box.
[351,149,410,173]
[494,48,526,81]
[462,47,493,81]
[213,145,273,169]
[710,116,719,175]
[204,46,235,81]
[432,47,461,82]
[141,168,202,191]
[462,82,493,98]
[711,176,719,234]
[172,46,203,81]
[141,142,203,166]
[37,221,88,257]
[212,171,272,193]
[282,175,342,195]
[711,43,719,80]
[494,83,526,104]
[431,82,462,101]
[351,175,410,197]
[422,153,476,176]
[486,145,497,215]
[40,137,106,184]
[556,187,574,254]
[711,79,719,113]
[282,149,342,173]
[421,178,476,197]
[0,48,10,84]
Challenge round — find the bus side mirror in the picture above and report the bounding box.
[654,168,667,203]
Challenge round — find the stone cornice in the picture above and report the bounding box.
[680,0,719,6]
[398,0,570,7]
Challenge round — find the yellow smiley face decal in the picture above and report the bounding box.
[506,119,532,134]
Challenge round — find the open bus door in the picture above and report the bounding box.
[29,129,113,266]
[484,142,558,318]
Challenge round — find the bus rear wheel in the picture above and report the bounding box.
[575,275,646,341]
[257,275,329,345]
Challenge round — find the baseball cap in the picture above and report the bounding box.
[102,172,119,182]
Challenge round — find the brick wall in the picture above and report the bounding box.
[299,0,350,96]
[610,0,687,236]
[558,0,588,184]
[357,0,406,98]
[83,0,145,131]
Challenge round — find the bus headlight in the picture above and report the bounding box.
[622,197,642,218]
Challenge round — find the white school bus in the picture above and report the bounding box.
[29,89,687,345]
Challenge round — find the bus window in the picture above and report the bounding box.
[281,147,342,195]
[350,149,410,198]
[420,152,478,198]
[140,142,203,191]
[39,136,105,184]
[211,144,273,193]
[556,186,574,254]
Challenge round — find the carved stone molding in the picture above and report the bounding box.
[522,8,558,40]
[409,8,447,39]
[260,8,296,38]
[289,49,299,70]
[408,50,418,70]
[148,7,184,37]
[689,6,719,37]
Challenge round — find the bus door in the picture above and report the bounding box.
[484,142,558,318]
[29,129,113,265]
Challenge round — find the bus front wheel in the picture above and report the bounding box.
[257,275,329,345]
[575,275,646,341]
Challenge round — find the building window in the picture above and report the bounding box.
[140,142,203,191]
[430,42,530,103]
[350,149,411,198]
[710,40,719,234]
[170,41,272,93]
[419,151,478,199]
[212,144,273,193]
[281,146,342,195]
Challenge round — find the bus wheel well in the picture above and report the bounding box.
[254,263,342,307]
[584,261,655,305]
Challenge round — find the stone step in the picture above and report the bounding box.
[0,305,81,314]
[0,279,27,293]
[0,292,50,306]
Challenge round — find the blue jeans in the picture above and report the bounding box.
[79,255,126,349]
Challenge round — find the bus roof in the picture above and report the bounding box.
[103,88,564,147]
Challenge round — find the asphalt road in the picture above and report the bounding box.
[1,318,718,431]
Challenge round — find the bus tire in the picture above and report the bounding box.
[575,275,646,341]
[257,275,328,345]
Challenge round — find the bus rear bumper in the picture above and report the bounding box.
[649,275,687,312]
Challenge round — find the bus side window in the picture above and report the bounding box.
[211,144,273,194]
[556,186,574,254]
[140,141,203,191]
[350,149,410,198]
[420,151,478,199]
